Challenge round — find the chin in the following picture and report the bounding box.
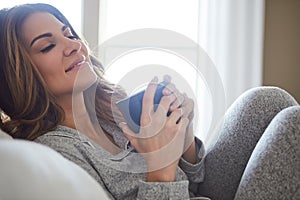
[72,63,97,93]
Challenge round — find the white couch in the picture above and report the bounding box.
[0,129,110,200]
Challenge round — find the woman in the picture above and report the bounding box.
[1,3,299,200]
[0,3,201,199]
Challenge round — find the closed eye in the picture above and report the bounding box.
[40,44,55,53]
[67,35,78,40]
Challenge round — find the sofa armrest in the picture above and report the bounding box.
[0,139,111,200]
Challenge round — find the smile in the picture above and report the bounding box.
[65,55,86,73]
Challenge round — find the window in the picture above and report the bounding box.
[99,0,199,42]
[97,0,215,141]
[96,0,265,144]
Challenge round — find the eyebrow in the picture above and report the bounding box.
[30,24,69,47]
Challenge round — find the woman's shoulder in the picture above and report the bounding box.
[34,125,82,149]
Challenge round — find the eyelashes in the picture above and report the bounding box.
[40,35,79,53]
[67,35,78,40]
[41,44,55,53]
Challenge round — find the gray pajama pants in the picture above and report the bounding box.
[197,87,300,200]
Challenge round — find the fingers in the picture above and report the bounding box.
[162,82,175,96]
[162,83,186,112]
[162,74,192,116]
[167,108,183,125]
[168,95,194,121]
[141,77,159,123]
[142,76,194,126]
[181,94,194,118]
[161,80,194,119]
[157,93,177,116]
[170,93,185,111]
[179,117,190,134]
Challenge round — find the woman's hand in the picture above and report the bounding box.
[162,76,197,164]
[119,77,189,182]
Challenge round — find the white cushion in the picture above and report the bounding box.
[0,139,110,200]
[0,129,12,140]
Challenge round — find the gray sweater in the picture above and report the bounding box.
[34,121,205,199]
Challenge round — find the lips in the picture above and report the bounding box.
[65,55,86,73]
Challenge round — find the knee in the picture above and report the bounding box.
[233,86,298,112]
[270,106,300,139]
[244,86,297,105]
[225,87,299,128]
[276,105,300,120]
[258,106,300,155]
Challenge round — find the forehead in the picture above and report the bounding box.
[22,12,64,45]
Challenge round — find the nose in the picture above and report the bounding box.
[63,38,82,57]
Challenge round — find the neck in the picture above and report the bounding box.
[56,92,88,129]
[56,92,121,155]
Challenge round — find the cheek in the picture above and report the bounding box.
[33,54,60,77]
[32,55,70,94]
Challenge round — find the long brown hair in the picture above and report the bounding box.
[0,3,126,140]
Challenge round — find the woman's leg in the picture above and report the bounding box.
[235,106,300,199]
[197,87,298,200]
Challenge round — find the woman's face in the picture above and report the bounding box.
[22,12,97,97]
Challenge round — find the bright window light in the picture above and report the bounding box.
[99,0,213,141]
[99,0,199,43]
[99,0,200,86]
